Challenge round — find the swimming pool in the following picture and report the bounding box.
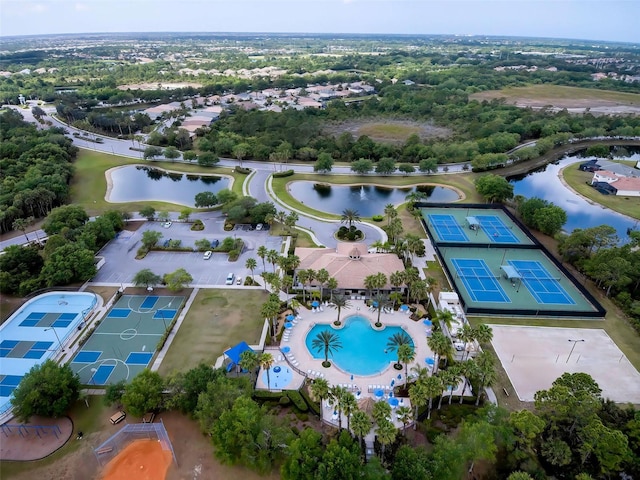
[261,364,293,390]
[0,292,98,417]
[305,315,415,376]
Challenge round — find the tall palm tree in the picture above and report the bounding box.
[327,277,338,302]
[409,380,428,430]
[409,279,429,304]
[410,364,430,384]
[372,293,388,328]
[363,274,377,299]
[329,385,349,430]
[316,268,329,300]
[474,351,497,406]
[341,208,361,228]
[372,399,392,426]
[245,257,257,282]
[389,270,405,305]
[443,364,463,405]
[281,275,293,295]
[350,410,372,459]
[459,359,480,405]
[257,245,267,271]
[404,234,423,262]
[384,203,397,226]
[266,249,280,272]
[309,377,330,407]
[305,268,317,301]
[342,391,357,432]
[331,294,350,326]
[312,330,342,367]
[397,344,415,381]
[374,272,387,295]
[239,349,259,382]
[423,375,444,419]
[261,299,280,341]
[459,324,476,361]
[424,277,438,309]
[386,331,412,366]
[297,269,309,303]
[427,330,453,373]
[474,324,494,350]
[434,309,455,333]
[375,419,397,463]
[259,352,274,390]
[396,405,413,436]
[403,267,420,304]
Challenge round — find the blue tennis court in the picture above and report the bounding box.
[126,352,154,365]
[428,214,469,242]
[153,309,177,320]
[476,215,519,243]
[107,308,131,318]
[451,258,510,303]
[508,260,575,305]
[91,365,115,384]
[140,296,159,310]
[74,351,102,363]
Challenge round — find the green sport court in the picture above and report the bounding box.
[70,295,184,385]
[420,204,605,318]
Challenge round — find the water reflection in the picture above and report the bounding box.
[288,182,459,216]
[108,165,229,207]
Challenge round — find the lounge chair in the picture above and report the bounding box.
[307,369,312,375]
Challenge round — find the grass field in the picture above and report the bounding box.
[158,289,270,374]
[70,150,243,215]
[323,119,451,144]
[357,123,423,142]
[561,164,640,220]
[471,85,640,108]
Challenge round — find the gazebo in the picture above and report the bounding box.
[224,341,253,372]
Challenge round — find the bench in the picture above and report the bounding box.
[96,447,113,455]
[502,387,510,397]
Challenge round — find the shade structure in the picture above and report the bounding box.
[388,397,399,407]
[374,389,384,398]
[423,319,432,326]
[286,314,295,321]
[425,357,435,366]
[281,346,291,353]
[311,301,319,308]
[400,304,409,311]
[284,322,293,329]
[358,396,375,414]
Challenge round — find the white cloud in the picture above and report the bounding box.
[27,3,48,13]
[75,2,90,11]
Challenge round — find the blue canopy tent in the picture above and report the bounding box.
[224,341,254,372]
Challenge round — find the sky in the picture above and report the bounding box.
[1,0,639,43]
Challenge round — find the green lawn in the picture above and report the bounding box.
[472,85,640,105]
[70,149,243,215]
[562,163,640,220]
[158,289,270,374]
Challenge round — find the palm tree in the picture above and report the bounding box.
[363,274,377,299]
[389,271,405,305]
[375,419,397,463]
[404,234,423,262]
[316,268,329,301]
[266,249,280,272]
[245,257,257,282]
[261,299,280,341]
[410,364,430,384]
[309,377,330,408]
[427,330,453,373]
[372,293,388,328]
[312,330,342,367]
[473,351,497,406]
[259,352,274,390]
[288,298,301,316]
[424,277,438,309]
[397,344,415,381]
[257,245,267,271]
[409,279,429,304]
[434,309,455,333]
[474,324,494,351]
[281,275,293,295]
[396,405,413,435]
[12,216,35,243]
[386,331,412,367]
[372,399,392,426]
[297,269,310,303]
[409,380,428,430]
[350,410,372,459]
[459,359,480,404]
[384,203,397,226]
[341,208,361,228]
[327,277,338,302]
[443,364,463,405]
[403,267,420,304]
[239,349,259,383]
[342,391,357,432]
[305,269,316,301]
[329,385,349,430]
[331,294,350,326]
[459,324,476,361]
[423,375,444,420]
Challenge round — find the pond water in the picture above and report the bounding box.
[288,182,460,217]
[107,165,230,207]
[508,147,639,241]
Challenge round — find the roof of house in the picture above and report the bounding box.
[295,242,404,290]
[609,176,640,192]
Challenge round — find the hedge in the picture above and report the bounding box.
[287,391,309,412]
[273,169,294,178]
[235,166,252,174]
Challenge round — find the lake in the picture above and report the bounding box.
[287,182,460,217]
[107,165,230,207]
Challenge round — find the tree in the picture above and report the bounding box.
[41,243,96,286]
[351,409,372,458]
[257,245,267,271]
[164,146,180,160]
[143,145,162,160]
[12,216,35,243]
[409,380,428,429]
[0,245,44,295]
[314,152,334,173]
[375,157,396,175]
[533,205,567,236]
[141,229,163,249]
[139,206,156,221]
[284,211,299,233]
[259,352,275,390]
[183,150,198,162]
[398,163,415,175]
[423,375,444,419]
[428,330,453,373]
[165,363,218,413]
[133,268,162,288]
[375,418,398,462]
[164,268,193,291]
[312,330,342,367]
[281,428,324,480]
[397,344,416,382]
[104,380,127,407]
[232,142,250,167]
[178,208,193,222]
[419,158,438,173]
[316,268,330,300]
[238,349,259,383]
[331,294,351,326]
[245,257,257,282]
[386,331,412,364]
[121,369,165,417]
[266,249,280,272]
[11,360,80,422]
[473,351,497,406]
[309,377,330,407]
[341,208,361,228]
[42,205,88,236]
[474,174,514,203]
[350,158,374,175]
[194,191,218,208]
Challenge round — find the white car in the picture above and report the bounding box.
[453,342,465,352]
[203,250,212,260]
[163,221,172,228]
[236,276,242,285]
[256,223,263,231]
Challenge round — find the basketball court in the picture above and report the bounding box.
[489,325,640,403]
[70,295,184,385]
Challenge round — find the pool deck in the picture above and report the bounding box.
[256,303,436,428]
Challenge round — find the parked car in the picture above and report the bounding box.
[256,223,263,231]
[453,342,465,352]
[236,276,242,285]
[203,250,212,260]
[210,239,220,248]
[225,272,235,285]
[163,221,172,228]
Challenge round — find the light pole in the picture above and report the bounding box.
[566,339,585,364]
[45,326,64,352]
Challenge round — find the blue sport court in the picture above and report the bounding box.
[508,260,575,305]
[475,215,519,243]
[428,214,469,242]
[451,258,510,303]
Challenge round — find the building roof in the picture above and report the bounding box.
[295,242,405,290]
[609,176,640,192]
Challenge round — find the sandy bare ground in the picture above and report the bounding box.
[0,416,73,461]
[489,325,640,403]
[323,119,452,144]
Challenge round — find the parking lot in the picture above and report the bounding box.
[92,214,282,286]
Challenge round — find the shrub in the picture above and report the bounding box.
[228,249,240,261]
[273,169,294,178]
[371,215,384,222]
[279,396,292,406]
[224,222,234,231]
[287,391,309,412]
[191,219,204,231]
[235,166,252,174]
